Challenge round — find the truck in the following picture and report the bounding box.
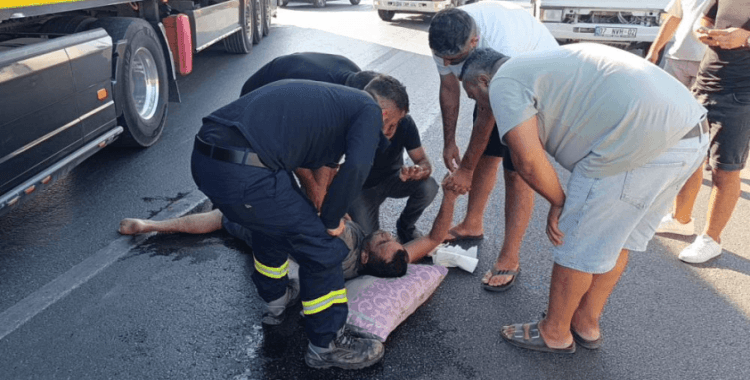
[531,0,669,54]
[373,0,475,22]
[0,0,276,217]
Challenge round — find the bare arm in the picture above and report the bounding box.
[504,116,566,246]
[401,147,433,181]
[444,103,496,194]
[404,180,459,262]
[439,74,462,170]
[295,168,326,211]
[645,15,682,64]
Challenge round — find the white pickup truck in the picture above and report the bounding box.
[532,0,669,53]
[373,0,476,22]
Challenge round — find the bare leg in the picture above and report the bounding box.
[672,165,704,224]
[502,250,628,348]
[449,155,500,237]
[119,209,223,235]
[570,249,629,341]
[482,170,534,286]
[703,168,742,243]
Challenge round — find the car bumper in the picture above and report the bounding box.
[543,22,660,43]
[373,0,452,13]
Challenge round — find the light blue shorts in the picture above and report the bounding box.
[553,134,708,274]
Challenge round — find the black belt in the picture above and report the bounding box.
[682,119,709,140]
[194,135,268,169]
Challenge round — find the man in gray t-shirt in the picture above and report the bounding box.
[459,45,707,354]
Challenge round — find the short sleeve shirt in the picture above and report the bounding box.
[694,0,750,94]
[664,0,711,61]
[489,44,707,178]
[432,1,558,77]
[339,220,366,280]
[363,115,421,188]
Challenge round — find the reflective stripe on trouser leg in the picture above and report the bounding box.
[254,258,289,279]
[302,288,348,315]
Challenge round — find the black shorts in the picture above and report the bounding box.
[694,91,750,171]
[474,105,515,171]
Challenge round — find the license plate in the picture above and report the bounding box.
[595,27,637,38]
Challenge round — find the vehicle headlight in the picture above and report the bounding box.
[540,9,563,22]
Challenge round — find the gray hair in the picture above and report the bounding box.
[459,48,507,82]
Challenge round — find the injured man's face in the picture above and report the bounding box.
[361,230,409,278]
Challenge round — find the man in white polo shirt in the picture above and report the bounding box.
[460,45,707,353]
[428,2,558,292]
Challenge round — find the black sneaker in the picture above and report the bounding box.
[261,280,300,326]
[304,327,385,370]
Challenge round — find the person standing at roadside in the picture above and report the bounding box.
[654,0,750,263]
[646,0,710,88]
[428,2,558,291]
[460,45,707,353]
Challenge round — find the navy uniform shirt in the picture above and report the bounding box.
[240,52,361,97]
[206,79,386,230]
[363,115,421,189]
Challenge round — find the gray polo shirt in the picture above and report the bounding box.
[489,43,707,178]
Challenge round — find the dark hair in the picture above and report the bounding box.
[345,70,380,90]
[428,8,476,56]
[364,249,409,278]
[459,48,507,81]
[364,74,410,113]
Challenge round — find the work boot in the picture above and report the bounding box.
[397,222,422,244]
[304,327,385,369]
[261,280,300,326]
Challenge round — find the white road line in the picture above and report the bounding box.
[0,190,208,341]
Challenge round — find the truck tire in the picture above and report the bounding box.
[252,0,263,43]
[41,15,97,35]
[378,10,395,21]
[262,0,272,36]
[89,18,168,148]
[314,0,326,8]
[350,0,361,4]
[224,0,255,53]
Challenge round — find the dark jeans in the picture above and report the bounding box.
[191,150,348,348]
[349,172,439,235]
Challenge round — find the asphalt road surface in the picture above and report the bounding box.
[1,2,748,379]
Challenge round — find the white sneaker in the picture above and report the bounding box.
[678,235,722,263]
[656,214,695,236]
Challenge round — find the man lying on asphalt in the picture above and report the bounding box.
[459,46,707,353]
[428,2,558,291]
[120,178,458,280]
[190,76,406,369]
[240,52,439,242]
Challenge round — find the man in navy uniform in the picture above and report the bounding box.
[191,76,408,369]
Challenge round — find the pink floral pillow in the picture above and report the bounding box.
[345,264,448,342]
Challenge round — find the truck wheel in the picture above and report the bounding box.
[378,10,395,21]
[90,18,168,148]
[41,15,97,34]
[314,0,326,8]
[224,0,255,53]
[262,0,272,36]
[252,0,263,43]
[350,0,361,4]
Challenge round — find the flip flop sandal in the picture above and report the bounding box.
[482,268,520,292]
[572,329,603,350]
[442,230,484,244]
[501,321,576,354]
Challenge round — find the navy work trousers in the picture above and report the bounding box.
[191,150,348,348]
